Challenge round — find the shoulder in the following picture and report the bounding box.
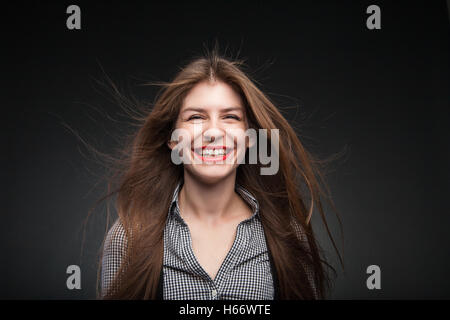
[103,218,128,259]
[106,218,127,241]
[290,216,308,244]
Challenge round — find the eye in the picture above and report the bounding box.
[225,115,241,120]
[188,115,204,120]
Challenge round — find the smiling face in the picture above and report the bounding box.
[168,80,250,184]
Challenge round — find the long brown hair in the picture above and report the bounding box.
[93,46,344,299]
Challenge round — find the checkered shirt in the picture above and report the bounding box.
[101,180,317,299]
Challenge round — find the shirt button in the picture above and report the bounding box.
[211,289,217,298]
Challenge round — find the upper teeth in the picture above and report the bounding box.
[202,149,225,156]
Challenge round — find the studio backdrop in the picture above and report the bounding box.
[2,0,449,299]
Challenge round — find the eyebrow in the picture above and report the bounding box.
[181,106,243,114]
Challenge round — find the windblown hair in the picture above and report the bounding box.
[94,47,343,300]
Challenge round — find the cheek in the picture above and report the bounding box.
[226,125,249,143]
[173,124,196,141]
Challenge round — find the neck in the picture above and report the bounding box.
[178,170,240,225]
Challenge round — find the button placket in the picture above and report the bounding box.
[223,222,250,286]
[217,222,249,291]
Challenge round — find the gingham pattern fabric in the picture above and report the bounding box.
[101,180,317,299]
[100,217,128,297]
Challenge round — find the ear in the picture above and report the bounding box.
[167,140,175,150]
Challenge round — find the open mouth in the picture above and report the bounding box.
[191,145,233,162]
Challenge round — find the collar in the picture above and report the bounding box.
[167,179,260,224]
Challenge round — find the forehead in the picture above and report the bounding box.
[181,80,244,112]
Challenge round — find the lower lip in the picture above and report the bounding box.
[192,149,230,162]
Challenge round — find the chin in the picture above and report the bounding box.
[185,165,237,184]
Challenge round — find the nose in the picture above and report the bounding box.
[203,119,225,144]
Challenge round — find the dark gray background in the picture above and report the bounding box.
[2,1,449,299]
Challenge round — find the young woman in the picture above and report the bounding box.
[99,49,342,300]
